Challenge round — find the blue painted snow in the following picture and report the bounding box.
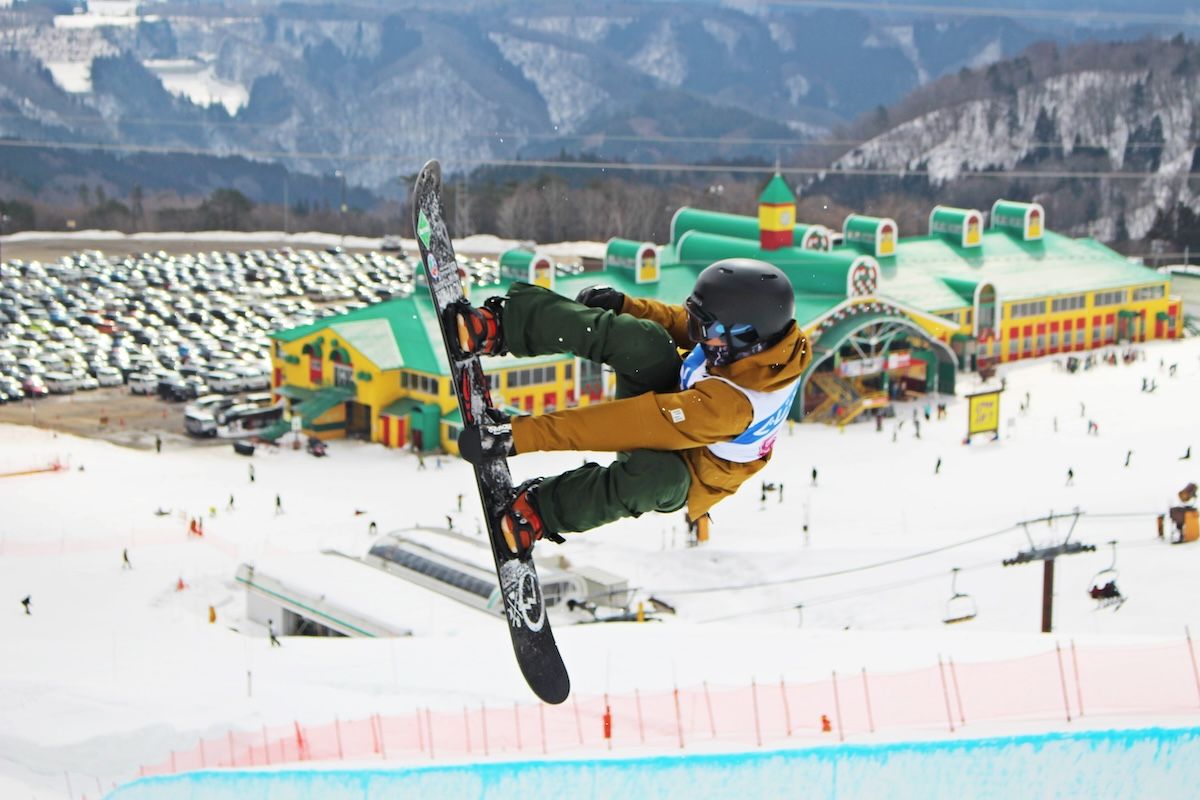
[106,726,1200,800]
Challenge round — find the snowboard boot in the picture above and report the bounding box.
[449,296,507,357]
[499,479,564,557]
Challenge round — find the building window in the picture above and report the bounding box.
[1131,285,1165,301]
[1105,320,1115,341]
[1051,294,1086,313]
[1075,327,1085,346]
[1008,337,1018,358]
[1094,289,1126,307]
[965,309,973,326]
[1036,331,1045,352]
[938,310,958,323]
[1009,300,1046,319]
[1049,330,1059,349]
[401,372,410,389]
[564,363,573,381]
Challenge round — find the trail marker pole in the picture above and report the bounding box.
[862,668,876,734]
[936,657,955,733]
[780,677,793,737]
[948,656,966,726]
[703,681,716,739]
[750,678,763,747]
[1071,640,1085,716]
[1055,642,1073,722]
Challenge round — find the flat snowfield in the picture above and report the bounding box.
[1,336,1199,797]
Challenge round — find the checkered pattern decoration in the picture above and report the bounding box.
[849,261,879,296]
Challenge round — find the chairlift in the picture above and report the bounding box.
[1088,540,1126,610]
[942,568,977,624]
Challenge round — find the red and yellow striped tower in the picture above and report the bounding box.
[758,173,796,250]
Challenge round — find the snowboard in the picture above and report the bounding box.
[411,159,571,705]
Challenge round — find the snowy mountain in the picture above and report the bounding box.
[827,39,1200,242]
[0,0,1110,192]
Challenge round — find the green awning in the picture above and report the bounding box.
[951,332,973,343]
[1156,311,1171,321]
[1117,309,1138,318]
[293,386,355,422]
[442,407,463,426]
[381,398,426,417]
[276,384,315,402]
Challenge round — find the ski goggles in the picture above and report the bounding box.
[685,297,725,342]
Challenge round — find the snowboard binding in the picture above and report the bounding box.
[447,296,507,357]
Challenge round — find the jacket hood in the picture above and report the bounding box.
[710,322,809,392]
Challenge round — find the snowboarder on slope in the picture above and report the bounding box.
[451,259,809,556]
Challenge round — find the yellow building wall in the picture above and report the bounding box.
[995,283,1177,362]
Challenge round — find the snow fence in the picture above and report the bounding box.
[106,726,1200,799]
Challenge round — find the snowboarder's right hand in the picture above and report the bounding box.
[576,285,625,314]
[457,410,515,465]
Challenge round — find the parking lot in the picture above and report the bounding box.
[0,237,515,449]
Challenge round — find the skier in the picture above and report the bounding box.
[1181,446,1192,461]
[935,457,942,475]
[1125,450,1132,467]
[268,619,281,647]
[122,548,132,570]
[1066,467,1075,486]
[20,595,30,615]
[451,259,808,556]
[274,494,283,515]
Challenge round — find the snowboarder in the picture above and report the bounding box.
[122,548,131,570]
[451,259,808,555]
[1182,446,1192,461]
[1066,467,1075,486]
[20,595,30,615]
[268,619,281,647]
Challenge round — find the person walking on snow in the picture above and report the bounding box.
[268,619,281,647]
[20,595,30,615]
[1066,467,1075,486]
[451,259,809,556]
[122,548,132,570]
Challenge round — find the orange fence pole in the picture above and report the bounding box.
[673,686,685,749]
[780,677,792,737]
[1187,627,1200,707]
[861,668,875,734]
[703,681,716,739]
[634,689,645,744]
[603,695,613,751]
[750,678,762,747]
[831,671,845,743]
[936,657,955,733]
[1071,640,1085,717]
[463,706,472,755]
[293,721,306,761]
[572,696,583,745]
[481,702,489,756]
[948,656,966,726]
[335,716,344,760]
[1055,642,1073,722]
[425,708,435,760]
[377,714,388,760]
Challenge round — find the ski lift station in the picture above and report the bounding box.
[237,528,630,637]
[267,176,1184,448]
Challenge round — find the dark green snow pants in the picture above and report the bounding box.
[502,282,690,533]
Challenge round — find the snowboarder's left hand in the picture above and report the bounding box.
[575,285,625,314]
[457,409,515,464]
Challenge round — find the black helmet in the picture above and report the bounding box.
[685,259,795,364]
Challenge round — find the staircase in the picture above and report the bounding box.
[808,373,887,426]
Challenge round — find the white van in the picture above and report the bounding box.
[129,373,158,395]
[207,371,242,394]
[184,410,218,437]
[43,371,78,394]
[229,365,270,391]
[185,394,237,417]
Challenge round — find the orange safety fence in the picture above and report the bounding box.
[135,634,1200,780]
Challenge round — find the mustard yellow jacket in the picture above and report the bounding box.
[511,296,811,520]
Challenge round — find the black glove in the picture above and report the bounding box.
[457,409,515,465]
[575,285,625,314]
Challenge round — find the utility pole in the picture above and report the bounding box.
[1003,510,1095,633]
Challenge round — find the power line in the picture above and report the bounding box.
[655,522,1022,596]
[0,138,1193,182]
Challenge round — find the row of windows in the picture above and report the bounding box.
[400,372,441,395]
[1009,300,1045,319]
[506,364,566,388]
[1094,289,1125,307]
[1132,284,1165,301]
[1051,294,1085,313]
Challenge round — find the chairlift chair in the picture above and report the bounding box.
[1088,540,1125,610]
[942,568,977,624]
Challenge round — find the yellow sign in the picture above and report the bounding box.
[967,390,1001,436]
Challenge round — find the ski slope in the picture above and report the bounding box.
[1,334,1198,798]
